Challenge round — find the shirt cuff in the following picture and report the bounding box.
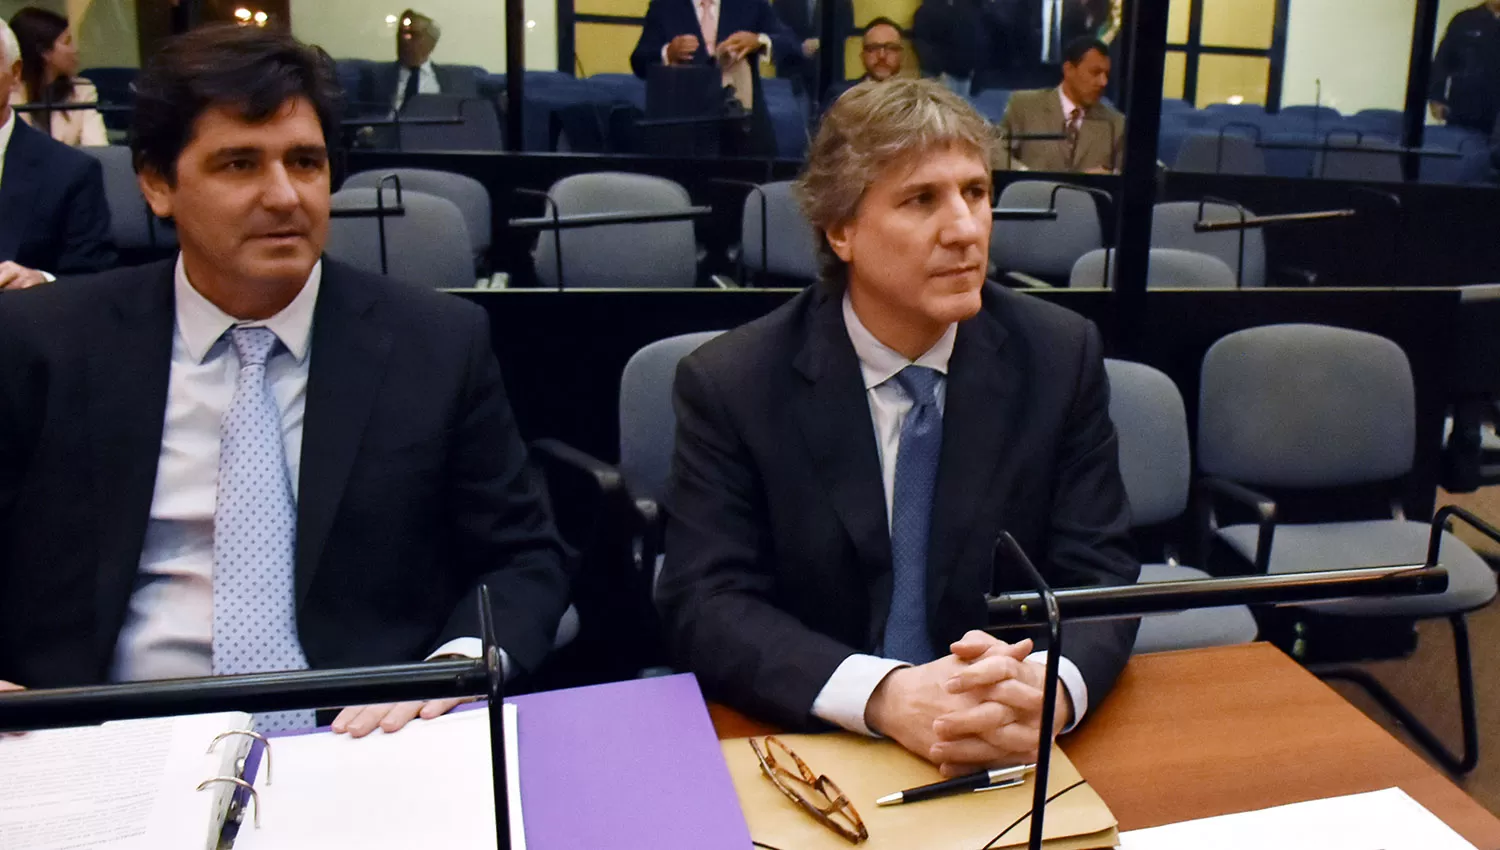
[426,637,512,682]
[661,43,672,65]
[41,271,55,283]
[811,654,909,736]
[1025,651,1088,732]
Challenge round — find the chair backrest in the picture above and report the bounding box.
[741,181,819,283]
[991,181,1103,279]
[79,145,178,252]
[1105,359,1190,526]
[534,172,698,289]
[970,89,1012,122]
[619,331,725,503]
[1279,104,1341,123]
[1150,201,1266,288]
[343,168,492,264]
[398,95,503,151]
[1173,133,1267,176]
[325,188,474,288]
[1198,324,1415,488]
[1069,248,1237,290]
[1316,142,1405,182]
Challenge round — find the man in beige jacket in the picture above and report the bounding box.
[997,36,1123,173]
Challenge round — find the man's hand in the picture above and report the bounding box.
[928,631,1073,774]
[718,31,763,64]
[802,38,820,58]
[331,697,477,738]
[1430,101,1449,122]
[0,262,48,291]
[667,34,701,64]
[0,681,26,739]
[864,637,1036,773]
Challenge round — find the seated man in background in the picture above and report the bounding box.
[658,79,1138,774]
[358,8,478,115]
[0,25,569,735]
[0,19,114,289]
[825,17,906,105]
[997,35,1124,173]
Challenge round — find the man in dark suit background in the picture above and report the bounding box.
[0,19,114,289]
[658,78,1138,773]
[0,26,568,735]
[357,8,479,114]
[1430,1,1500,134]
[769,0,853,98]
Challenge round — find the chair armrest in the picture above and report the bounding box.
[1196,476,1278,574]
[709,274,740,290]
[1431,504,1500,571]
[1005,270,1055,289]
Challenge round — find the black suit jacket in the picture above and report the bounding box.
[0,119,116,274]
[0,259,569,688]
[769,0,853,93]
[358,61,482,112]
[658,283,1139,730]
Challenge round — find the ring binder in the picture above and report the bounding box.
[209,729,273,784]
[197,777,261,830]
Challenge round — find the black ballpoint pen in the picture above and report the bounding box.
[875,764,1036,806]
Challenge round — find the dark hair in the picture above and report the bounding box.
[9,7,73,122]
[131,24,342,182]
[1062,35,1109,66]
[863,17,904,38]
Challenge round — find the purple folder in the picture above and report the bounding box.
[510,673,751,850]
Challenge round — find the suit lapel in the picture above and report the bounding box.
[294,262,393,605]
[791,290,893,632]
[91,263,176,659]
[1035,93,1065,171]
[0,123,41,263]
[926,305,1015,618]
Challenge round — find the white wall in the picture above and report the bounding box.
[1281,0,1417,112]
[289,1,555,71]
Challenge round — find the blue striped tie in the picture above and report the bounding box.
[212,327,313,733]
[882,365,943,664]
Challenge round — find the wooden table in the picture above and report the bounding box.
[710,643,1500,848]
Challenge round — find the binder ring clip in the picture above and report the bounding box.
[196,776,261,829]
[208,729,273,785]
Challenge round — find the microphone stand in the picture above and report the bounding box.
[986,532,1447,850]
[1197,195,1250,288]
[328,174,407,277]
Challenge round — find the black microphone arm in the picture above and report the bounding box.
[986,532,1447,850]
[1192,208,1357,233]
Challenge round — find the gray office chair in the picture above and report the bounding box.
[80,145,178,253]
[1105,359,1257,654]
[1173,132,1267,176]
[325,188,474,289]
[1316,141,1405,182]
[1151,201,1267,288]
[534,172,698,289]
[344,168,491,277]
[740,181,818,285]
[1198,323,1500,774]
[991,180,1103,285]
[1069,248,1237,290]
[397,94,504,152]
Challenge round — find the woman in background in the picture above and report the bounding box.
[9,6,107,147]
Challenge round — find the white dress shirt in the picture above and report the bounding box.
[112,256,486,682]
[393,60,442,111]
[0,108,15,186]
[809,293,1089,736]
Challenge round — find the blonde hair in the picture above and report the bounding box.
[793,78,996,288]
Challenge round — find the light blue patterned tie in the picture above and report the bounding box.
[212,327,313,733]
[882,365,943,665]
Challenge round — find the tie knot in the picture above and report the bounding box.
[229,326,279,368]
[894,365,943,408]
[1069,107,1082,123]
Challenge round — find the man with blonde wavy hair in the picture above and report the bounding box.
[659,78,1139,773]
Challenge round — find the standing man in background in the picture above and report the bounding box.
[1430,0,1500,135]
[770,0,854,100]
[912,0,985,96]
[997,36,1123,173]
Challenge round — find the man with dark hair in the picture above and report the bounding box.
[358,8,479,115]
[658,79,1138,770]
[1429,1,1500,135]
[997,35,1123,173]
[0,25,569,735]
[822,18,907,108]
[0,18,114,289]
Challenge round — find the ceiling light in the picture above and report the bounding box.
[233,7,252,20]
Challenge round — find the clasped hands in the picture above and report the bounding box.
[865,631,1072,777]
[667,31,763,66]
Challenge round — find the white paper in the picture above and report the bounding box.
[1118,787,1478,850]
[503,702,526,850]
[0,712,252,850]
[232,707,498,850]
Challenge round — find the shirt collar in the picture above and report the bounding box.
[1059,87,1081,119]
[841,291,957,390]
[0,108,16,161]
[174,253,321,365]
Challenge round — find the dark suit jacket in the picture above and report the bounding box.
[769,0,853,93]
[0,259,570,688]
[998,88,1125,173]
[658,283,1139,731]
[358,61,482,112]
[0,119,116,274]
[630,0,804,79]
